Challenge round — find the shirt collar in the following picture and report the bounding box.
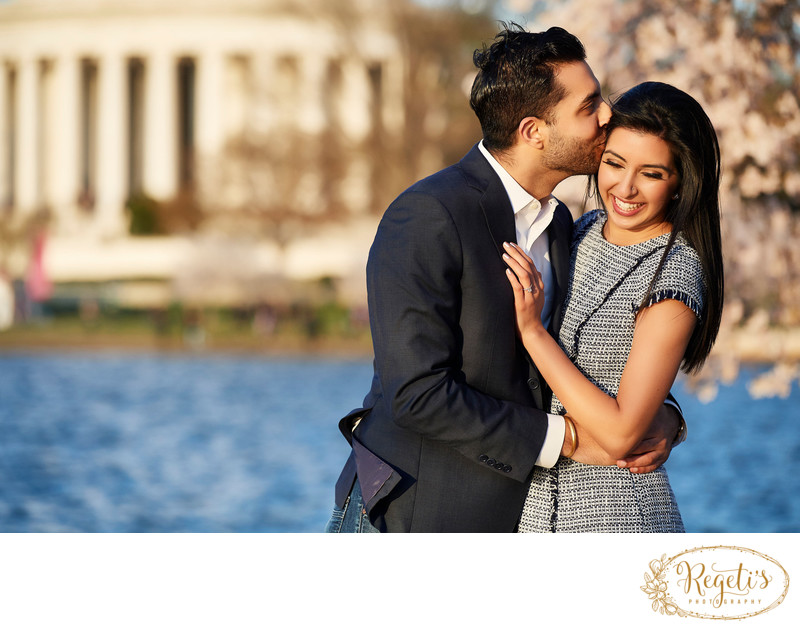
[478,140,556,216]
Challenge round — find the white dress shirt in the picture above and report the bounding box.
[479,141,565,468]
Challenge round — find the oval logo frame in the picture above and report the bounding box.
[642,545,790,619]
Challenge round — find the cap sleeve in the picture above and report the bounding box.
[640,240,706,320]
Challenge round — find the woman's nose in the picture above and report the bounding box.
[617,174,637,198]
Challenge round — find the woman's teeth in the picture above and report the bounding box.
[614,197,643,211]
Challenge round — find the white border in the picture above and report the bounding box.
[0,533,795,629]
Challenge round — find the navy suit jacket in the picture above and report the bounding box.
[334,144,574,532]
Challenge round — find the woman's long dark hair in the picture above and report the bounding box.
[600,82,723,374]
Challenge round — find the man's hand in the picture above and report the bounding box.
[561,404,683,472]
[616,404,682,474]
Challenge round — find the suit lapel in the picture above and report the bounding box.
[480,181,517,257]
[462,145,572,297]
[460,145,575,407]
[459,145,517,254]
[461,145,548,406]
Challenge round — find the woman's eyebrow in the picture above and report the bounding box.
[603,149,626,161]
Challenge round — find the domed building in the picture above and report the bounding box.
[0,0,404,307]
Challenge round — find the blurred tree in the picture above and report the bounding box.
[197,0,495,246]
[388,0,497,178]
[127,194,161,236]
[529,0,800,210]
[528,0,800,391]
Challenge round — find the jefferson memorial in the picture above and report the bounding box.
[0,0,403,306]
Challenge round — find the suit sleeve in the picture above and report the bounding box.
[367,191,549,483]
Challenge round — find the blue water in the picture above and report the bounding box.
[0,352,797,532]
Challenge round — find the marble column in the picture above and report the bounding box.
[196,51,224,158]
[339,59,370,143]
[298,55,326,135]
[194,51,224,206]
[295,55,326,214]
[15,56,39,214]
[0,63,8,208]
[143,51,177,200]
[48,55,80,227]
[251,53,275,135]
[382,57,404,135]
[96,53,126,236]
[338,60,370,214]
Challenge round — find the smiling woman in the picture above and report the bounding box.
[503,81,725,533]
[600,81,725,373]
[598,128,679,246]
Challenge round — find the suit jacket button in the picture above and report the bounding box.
[527,377,540,390]
[486,458,496,466]
[502,465,512,473]
[479,454,489,462]
[493,463,503,470]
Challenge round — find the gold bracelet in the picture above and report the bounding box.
[564,414,577,459]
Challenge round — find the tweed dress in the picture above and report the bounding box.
[518,209,705,533]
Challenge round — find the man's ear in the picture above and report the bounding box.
[518,116,547,149]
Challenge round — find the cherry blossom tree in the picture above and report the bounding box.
[521,0,800,395]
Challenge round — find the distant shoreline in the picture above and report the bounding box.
[1,325,799,364]
[0,326,374,360]
[714,328,800,363]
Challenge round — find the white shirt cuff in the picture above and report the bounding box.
[535,413,565,468]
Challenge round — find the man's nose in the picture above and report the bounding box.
[598,100,612,127]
